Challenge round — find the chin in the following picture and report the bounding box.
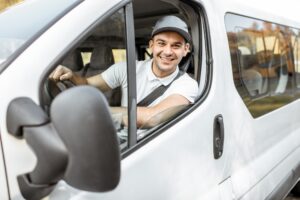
[159,66,176,73]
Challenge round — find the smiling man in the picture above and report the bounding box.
[50,15,198,127]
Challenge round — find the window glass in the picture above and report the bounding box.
[292,30,300,88]
[226,14,295,117]
[45,8,128,149]
[235,27,268,97]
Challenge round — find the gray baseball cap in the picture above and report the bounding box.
[151,15,191,43]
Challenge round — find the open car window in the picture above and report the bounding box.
[42,0,205,152]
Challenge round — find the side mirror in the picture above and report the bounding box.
[6,86,120,200]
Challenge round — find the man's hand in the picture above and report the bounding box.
[49,65,87,85]
[110,107,128,127]
[49,65,73,81]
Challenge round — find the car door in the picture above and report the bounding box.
[0,0,236,199]
[46,0,235,199]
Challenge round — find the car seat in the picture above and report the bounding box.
[61,49,84,72]
[81,45,114,76]
[82,45,121,106]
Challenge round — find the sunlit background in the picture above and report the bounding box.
[0,0,22,11]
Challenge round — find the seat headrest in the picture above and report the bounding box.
[61,49,84,72]
[89,46,114,70]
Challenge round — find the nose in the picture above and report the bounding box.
[163,44,172,55]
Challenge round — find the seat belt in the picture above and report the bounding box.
[137,71,184,107]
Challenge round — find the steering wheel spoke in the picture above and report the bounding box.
[45,79,75,100]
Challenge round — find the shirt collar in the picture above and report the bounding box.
[147,59,179,86]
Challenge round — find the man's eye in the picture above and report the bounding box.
[157,42,165,46]
[173,44,182,49]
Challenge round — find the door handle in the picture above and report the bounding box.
[213,114,224,159]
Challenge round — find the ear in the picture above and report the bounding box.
[149,39,154,49]
[183,43,190,56]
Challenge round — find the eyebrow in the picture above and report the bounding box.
[155,39,166,42]
[155,39,184,45]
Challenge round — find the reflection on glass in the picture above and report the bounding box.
[292,32,300,87]
[225,14,296,118]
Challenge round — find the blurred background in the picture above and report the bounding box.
[0,0,22,11]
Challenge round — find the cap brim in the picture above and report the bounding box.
[152,27,191,43]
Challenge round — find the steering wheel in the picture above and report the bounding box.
[44,78,76,101]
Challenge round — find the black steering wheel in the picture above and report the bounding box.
[44,78,76,102]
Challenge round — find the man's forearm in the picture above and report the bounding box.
[71,73,88,85]
[136,106,159,128]
[110,106,153,128]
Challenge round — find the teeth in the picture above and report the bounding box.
[160,57,173,61]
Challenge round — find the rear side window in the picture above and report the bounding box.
[225,13,300,117]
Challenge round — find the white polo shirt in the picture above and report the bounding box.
[101,59,198,107]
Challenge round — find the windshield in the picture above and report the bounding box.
[0,0,82,68]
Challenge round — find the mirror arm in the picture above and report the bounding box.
[7,97,49,138]
[17,124,68,200]
[23,124,68,184]
[6,98,68,199]
[17,175,56,200]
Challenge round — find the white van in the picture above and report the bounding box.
[0,0,300,199]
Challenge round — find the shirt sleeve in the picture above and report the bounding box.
[167,73,199,103]
[101,61,127,89]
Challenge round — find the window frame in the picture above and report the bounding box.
[124,3,137,148]
[122,0,213,157]
[38,0,213,157]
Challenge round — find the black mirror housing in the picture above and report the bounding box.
[51,86,120,192]
[6,86,121,200]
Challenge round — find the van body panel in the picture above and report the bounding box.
[0,140,8,200]
[209,0,300,199]
[49,89,229,199]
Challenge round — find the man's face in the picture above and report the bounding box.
[149,31,190,77]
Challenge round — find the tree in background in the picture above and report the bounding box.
[0,0,23,11]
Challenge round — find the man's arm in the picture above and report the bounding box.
[86,75,111,92]
[111,94,190,128]
[136,94,189,127]
[49,65,111,91]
